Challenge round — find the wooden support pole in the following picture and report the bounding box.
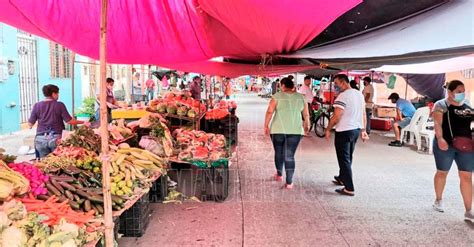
[98,0,114,246]
[71,52,76,116]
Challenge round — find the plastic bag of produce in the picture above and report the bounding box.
[139,136,165,157]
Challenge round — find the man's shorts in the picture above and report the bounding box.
[396,117,412,129]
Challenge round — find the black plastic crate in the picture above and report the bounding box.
[207,164,229,202]
[189,165,229,202]
[149,175,169,203]
[118,192,152,237]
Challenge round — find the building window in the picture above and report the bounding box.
[50,42,72,78]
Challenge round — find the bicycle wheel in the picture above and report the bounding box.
[315,113,329,137]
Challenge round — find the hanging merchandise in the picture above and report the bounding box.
[387,74,397,89]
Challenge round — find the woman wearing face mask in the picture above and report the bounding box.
[264,77,310,189]
[431,80,474,221]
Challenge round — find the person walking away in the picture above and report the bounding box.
[362,77,374,135]
[325,74,369,196]
[264,77,310,189]
[190,76,202,101]
[387,93,416,146]
[349,80,360,91]
[29,84,86,158]
[271,79,279,95]
[145,76,156,103]
[223,77,233,99]
[431,80,474,221]
[298,76,314,136]
[95,78,119,124]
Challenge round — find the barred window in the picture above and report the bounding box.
[50,42,72,78]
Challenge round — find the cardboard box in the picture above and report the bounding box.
[375,107,397,118]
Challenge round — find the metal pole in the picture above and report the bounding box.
[98,0,114,246]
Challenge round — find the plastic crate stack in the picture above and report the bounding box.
[149,175,169,203]
[118,192,152,237]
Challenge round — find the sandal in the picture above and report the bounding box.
[332,176,344,186]
[335,188,354,196]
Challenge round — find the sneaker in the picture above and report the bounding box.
[284,184,293,190]
[464,211,474,222]
[432,200,444,212]
[388,140,403,147]
[273,173,283,181]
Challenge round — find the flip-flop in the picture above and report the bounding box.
[335,188,354,196]
[332,176,344,186]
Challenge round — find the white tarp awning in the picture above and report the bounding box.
[373,54,474,73]
[284,0,474,68]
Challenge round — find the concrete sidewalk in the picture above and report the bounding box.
[0,128,36,161]
[89,93,474,246]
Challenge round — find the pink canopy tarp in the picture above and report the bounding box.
[0,0,361,76]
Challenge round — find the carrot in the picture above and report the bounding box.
[20,198,43,203]
[45,195,57,203]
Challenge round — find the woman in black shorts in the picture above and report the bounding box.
[431,80,474,221]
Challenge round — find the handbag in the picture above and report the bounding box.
[446,105,473,152]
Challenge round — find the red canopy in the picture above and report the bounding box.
[0,0,361,76]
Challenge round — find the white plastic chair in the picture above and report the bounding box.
[400,106,430,147]
[420,120,435,154]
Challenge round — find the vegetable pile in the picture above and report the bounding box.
[173,129,228,161]
[0,200,99,247]
[43,174,107,214]
[149,92,206,117]
[19,195,95,227]
[0,161,29,201]
[0,148,16,164]
[109,147,165,200]
[61,126,101,154]
[205,100,237,120]
[8,163,49,196]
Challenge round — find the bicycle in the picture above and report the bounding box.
[309,97,332,137]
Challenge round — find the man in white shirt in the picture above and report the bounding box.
[325,74,369,196]
[362,77,375,135]
[299,76,314,104]
[298,76,314,135]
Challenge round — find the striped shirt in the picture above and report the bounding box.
[333,88,365,132]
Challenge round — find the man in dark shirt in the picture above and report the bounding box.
[29,84,85,158]
[189,76,202,100]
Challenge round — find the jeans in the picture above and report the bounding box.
[146,89,155,102]
[35,134,61,158]
[335,129,360,191]
[365,108,372,134]
[433,138,474,172]
[271,134,302,184]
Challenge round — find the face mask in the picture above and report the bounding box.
[454,92,465,102]
[334,85,341,92]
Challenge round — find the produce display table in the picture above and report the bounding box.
[111,109,149,119]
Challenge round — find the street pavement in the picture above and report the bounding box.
[119,93,474,246]
[4,93,470,246]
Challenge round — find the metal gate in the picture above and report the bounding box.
[17,31,39,123]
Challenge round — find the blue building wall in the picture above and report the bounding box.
[0,24,83,134]
[0,24,21,134]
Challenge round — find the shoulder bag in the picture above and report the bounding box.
[446,104,473,152]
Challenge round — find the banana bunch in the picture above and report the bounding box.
[109,147,165,197]
[0,161,29,201]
